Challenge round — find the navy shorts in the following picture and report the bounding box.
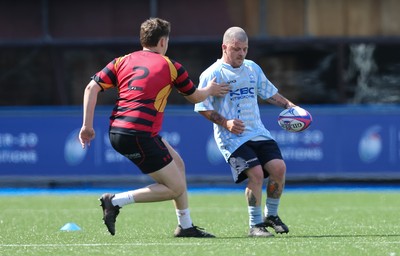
[109,132,173,174]
[228,140,283,183]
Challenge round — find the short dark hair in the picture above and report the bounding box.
[140,18,171,47]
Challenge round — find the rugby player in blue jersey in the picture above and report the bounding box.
[195,27,296,237]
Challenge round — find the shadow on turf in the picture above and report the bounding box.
[274,234,400,238]
[214,234,400,239]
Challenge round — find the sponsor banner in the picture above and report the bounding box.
[0,106,399,178]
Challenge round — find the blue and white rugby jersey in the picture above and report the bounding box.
[194,59,278,161]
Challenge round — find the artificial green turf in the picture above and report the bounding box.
[0,191,399,256]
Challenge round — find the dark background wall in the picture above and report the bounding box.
[1,0,400,106]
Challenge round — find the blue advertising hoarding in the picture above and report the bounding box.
[0,105,399,181]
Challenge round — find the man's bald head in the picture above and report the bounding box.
[223,27,248,44]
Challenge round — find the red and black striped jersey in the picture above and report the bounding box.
[92,50,196,137]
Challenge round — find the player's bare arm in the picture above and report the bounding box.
[198,110,245,135]
[79,80,102,148]
[185,78,230,103]
[266,93,296,109]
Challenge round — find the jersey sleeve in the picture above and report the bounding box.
[170,59,196,96]
[91,57,123,91]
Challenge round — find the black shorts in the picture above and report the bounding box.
[109,132,173,174]
[228,140,283,183]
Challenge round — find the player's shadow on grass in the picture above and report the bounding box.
[277,234,400,238]
[217,234,400,239]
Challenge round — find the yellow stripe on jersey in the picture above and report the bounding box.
[162,55,177,81]
[154,85,172,112]
[98,82,114,90]
[152,56,177,112]
[114,55,129,70]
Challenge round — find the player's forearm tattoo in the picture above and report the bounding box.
[268,94,290,108]
[267,180,282,199]
[209,111,225,126]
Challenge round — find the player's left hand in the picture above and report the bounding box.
[225,118,245,135]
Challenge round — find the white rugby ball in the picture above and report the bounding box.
[278,106,312,132]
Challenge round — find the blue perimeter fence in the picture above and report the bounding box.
[0,104,399,188]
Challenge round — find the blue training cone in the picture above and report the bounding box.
[60,222,81,231]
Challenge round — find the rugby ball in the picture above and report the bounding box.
[278,106,312,132]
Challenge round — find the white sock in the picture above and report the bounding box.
[111,191,135,207]
[265,198,280,217]
[176,208,192,229]
[248,206,263,228]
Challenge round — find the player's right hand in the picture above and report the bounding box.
[79,126,95,149]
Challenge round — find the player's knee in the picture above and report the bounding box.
[171,190,185,199]
[170,183,186,198]
[269,164,286,181]
[265,160,286,178]
[246,167,264,185]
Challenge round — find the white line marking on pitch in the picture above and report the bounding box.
[0,242,214,247]
[1,241,400,247]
